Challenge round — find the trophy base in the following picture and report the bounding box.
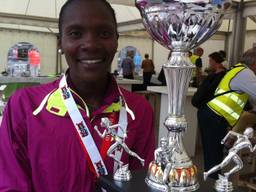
[145,177,169,192]
[146,162,199,192]
[214,175,234,192]
[171,183,200,192]
[113,164,132,181]
[145,177,200,192]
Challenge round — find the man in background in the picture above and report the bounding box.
[121,51,135,79]
[141,53,155,87]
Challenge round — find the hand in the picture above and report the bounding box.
[249,137,256,145]
[250,137,256,154]
[223,135,236,152]
[94,125,98,131]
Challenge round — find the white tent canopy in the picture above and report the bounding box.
[0,0,254,19]
[0,0,255,34]
[0,0,137,20]
[0,0,140,33]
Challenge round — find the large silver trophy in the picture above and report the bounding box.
[135,0,231,191]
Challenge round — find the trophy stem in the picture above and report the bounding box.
[145,52,199,191]
[164,51,199,191]
[163,51,193,132]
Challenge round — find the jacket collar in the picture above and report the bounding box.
[45,73,121,117]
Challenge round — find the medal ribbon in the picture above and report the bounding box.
[59,75,108,177]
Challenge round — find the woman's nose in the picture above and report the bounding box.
[80,33,101,50]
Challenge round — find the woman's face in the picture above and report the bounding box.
[59,0,118,83]
[209,57,216,70]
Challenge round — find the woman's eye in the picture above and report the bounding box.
[68,31,81,38]
[99,30,114,39]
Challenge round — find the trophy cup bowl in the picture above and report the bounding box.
[135,0,231,191]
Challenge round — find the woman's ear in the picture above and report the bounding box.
[58,49,63,54]
[57,35,63,54]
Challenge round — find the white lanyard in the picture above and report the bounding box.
[59,75,108,177]
[58,75,134,176]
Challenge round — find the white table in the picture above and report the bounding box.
[0,75,57,84]
[147,86,198,157]
[0,76,143,92]
[116,78,142,91]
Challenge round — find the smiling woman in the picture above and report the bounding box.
[59,0,118,91]
[0,0,156,192]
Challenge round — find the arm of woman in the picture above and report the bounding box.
[0,96,32,191]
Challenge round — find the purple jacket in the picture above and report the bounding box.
[0,76,155,192]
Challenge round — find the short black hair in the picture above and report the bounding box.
[209,52,224,64]
[58,0,118,38]
[145,53,149,58]
[219,50,226,59]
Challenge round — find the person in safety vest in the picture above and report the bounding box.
[0,0,156,191]
[231,101,256,134]
[190,47,204,88]
[197,47,256,179]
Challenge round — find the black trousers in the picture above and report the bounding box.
[197,105,228,179]
[123,74,134,79]
[143,72,152,86]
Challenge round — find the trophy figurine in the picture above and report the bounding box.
[204,127,256,192]
[94,117,145,181]
[135,0,232,191]
[0,85,7,116]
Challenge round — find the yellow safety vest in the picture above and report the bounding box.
[190,54,199,77]
[190,55,199,65]
[207,63,248,127]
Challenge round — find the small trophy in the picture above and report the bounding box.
[0,85,7,116]
[135,0,232,191]
[204,127,256,192]
[94,117,145,181]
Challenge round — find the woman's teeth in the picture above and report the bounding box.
[80,59,102,64]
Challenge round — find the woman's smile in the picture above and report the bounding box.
[78,59,103,64]
[76,58,106,70]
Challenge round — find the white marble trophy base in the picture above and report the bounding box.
[113,164,132,181]
[215,175,234,192]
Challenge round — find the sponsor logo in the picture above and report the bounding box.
[76,121,88,137]
[61,87,70,99]
[95,161,106,176]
